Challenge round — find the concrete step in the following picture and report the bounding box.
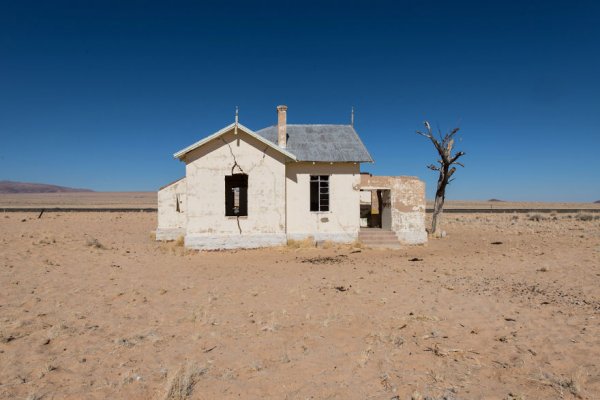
[358,230,397,236]
[359,229,401,248]
[360,241,401,246]
[361,241,402,249]
[359,233,398,239]
[364,243,402,249]
[359,233,399,239]
[360,237,400,242]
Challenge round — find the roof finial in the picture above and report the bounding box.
[351,106,355,127]
[234,106,239,135]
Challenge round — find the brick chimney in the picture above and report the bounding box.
[277,105,287,148]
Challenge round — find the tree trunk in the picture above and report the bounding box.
[416,121,465,238]
[431,168,448,236]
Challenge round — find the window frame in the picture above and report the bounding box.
[310,175,330,213]
[225,174,248,217]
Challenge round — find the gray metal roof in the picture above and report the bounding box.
[254,124,373,163]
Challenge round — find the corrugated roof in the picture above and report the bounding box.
[254,124,373,163]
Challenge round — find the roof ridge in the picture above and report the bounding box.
[256,123,352,131]
[286,123,351,126]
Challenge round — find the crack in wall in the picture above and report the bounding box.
[220,137,246,175]
[220,137,247,235]
[245,145,270,173]
[236,215,242,234]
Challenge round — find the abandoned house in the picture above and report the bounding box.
[157,105,427,249]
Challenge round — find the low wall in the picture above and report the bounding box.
[360,175,427,244]
[157,178,187,240]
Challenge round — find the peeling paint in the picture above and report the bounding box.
[359,175,427,244]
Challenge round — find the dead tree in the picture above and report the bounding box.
[416,121,465,236]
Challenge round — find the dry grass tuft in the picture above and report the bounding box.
[527,213,547,222]
[535,370,585,398]
[287,236,315,248]
[350,240,363,249]
[575,213,595,221]
[85,237,106,249]
[317,240,336,249]
[175,235,185,247]
[163,362,208,400]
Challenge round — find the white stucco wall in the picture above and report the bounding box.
[359,190,372,204]
[286,162,361,243]
[182,128,288,249]
[156,178,187,240]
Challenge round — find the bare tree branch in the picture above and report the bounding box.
[416,120,466,236]
[449,151,466,165]
[448,127,460,138]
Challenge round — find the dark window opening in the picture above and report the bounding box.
[310,175,329,212]
[225,174,248,216]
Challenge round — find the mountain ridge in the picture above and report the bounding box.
[0,180,93,194]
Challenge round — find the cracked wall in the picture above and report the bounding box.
[360,175,427,244]
[182,128,287,249]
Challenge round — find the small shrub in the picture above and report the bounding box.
[528,213,546,222]
[86,237,105,249]
[175,235,185,247]
[575,213,594,221]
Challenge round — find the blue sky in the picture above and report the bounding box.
[1,0,599,201]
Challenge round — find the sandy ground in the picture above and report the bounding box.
[1,212,599,400]
[1,192,599,210]
[426,201,600,210]
[0,192,157,209]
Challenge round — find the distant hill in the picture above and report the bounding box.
[488,198,505,202]
[0,180,94,194]
[595,200,600,204]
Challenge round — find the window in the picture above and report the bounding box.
[225,174,248,216]
[310,175,329,212]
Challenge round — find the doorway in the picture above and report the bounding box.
[360,189,391,230]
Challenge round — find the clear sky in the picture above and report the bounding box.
[1,0,599,201]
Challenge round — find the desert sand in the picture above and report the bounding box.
[1,211,599,399]
[0,192,157,209]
